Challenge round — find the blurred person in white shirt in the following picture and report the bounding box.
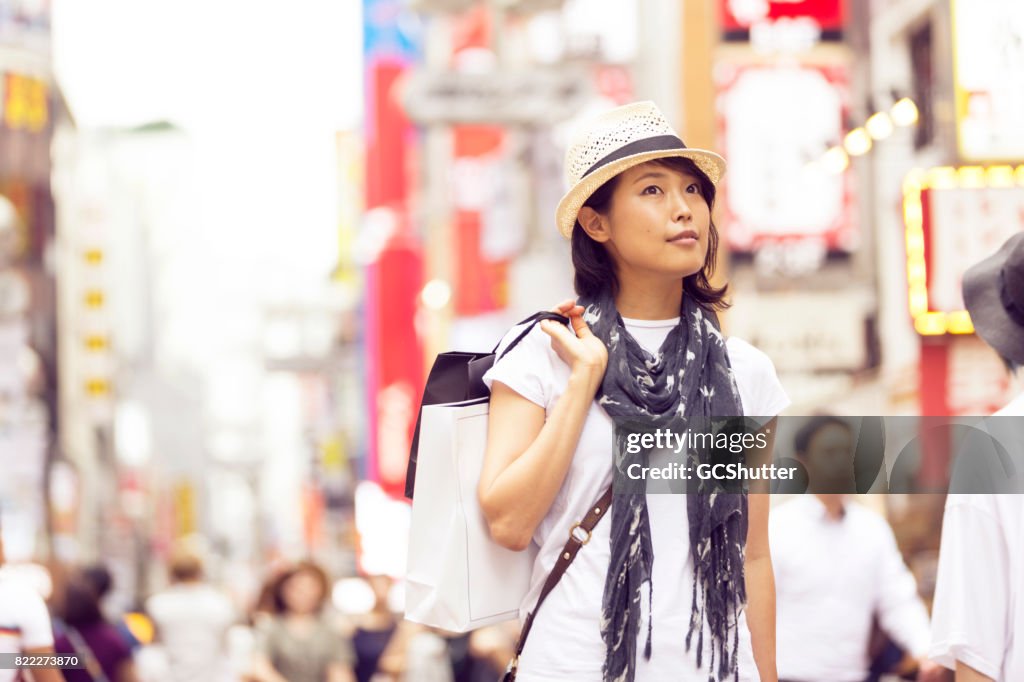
[930,233,1024,681]
[144,548,236,682]
[770,416,943,682]
[0,512,65,682]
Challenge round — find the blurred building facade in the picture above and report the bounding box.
[0,0,1016,600]
[0,0,58,564]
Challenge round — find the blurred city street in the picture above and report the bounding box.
[1,0,1023,680]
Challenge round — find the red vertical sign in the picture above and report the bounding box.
[451,8,510,316]
[364,3,424,497]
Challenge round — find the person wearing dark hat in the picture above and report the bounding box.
[929,232,1024,681]
[478,101,789,681]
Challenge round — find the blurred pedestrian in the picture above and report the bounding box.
[79,564,141,653]
[478,100,788,682]
[52,572,137,682]
[251,561,355,682]
[466,623,519,682]
[930,232,1024,681]
[770,416,943,682]
[145,548,236,682]
[350,575,397,682]
[0,512,66,682]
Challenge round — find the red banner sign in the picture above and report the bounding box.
[719,0,845,32]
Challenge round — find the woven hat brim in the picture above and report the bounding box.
[962,232,1024,365]
[555,147,726,239]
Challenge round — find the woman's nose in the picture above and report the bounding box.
[673,191,693,221]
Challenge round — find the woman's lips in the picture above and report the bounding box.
[667,230,699,244]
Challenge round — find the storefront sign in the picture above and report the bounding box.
[902,165,1024,335]
[720,0,844,33]
[951,0,1024,162]
[717,60,854,252]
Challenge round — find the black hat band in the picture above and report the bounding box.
[582,134,687,178]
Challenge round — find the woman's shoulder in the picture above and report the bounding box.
[486,317,565,407]
[725,336,791,417]
[724,336,778,377]
[493,317,557,361]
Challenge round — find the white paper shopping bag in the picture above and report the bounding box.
[405,399,537,632]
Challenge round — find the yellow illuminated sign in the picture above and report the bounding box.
[85,378,111,397]
[84,335,110,352]
[3,73,49,133]
[84,290,105,308]
[903,164,1024,336]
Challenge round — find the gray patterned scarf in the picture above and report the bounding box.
[579,287,748,682]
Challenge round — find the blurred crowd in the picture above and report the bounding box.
[0,537,522,682]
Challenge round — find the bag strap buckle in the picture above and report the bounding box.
[569,522,591,545]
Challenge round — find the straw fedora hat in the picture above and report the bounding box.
[962,232,1024,365]
[554,100,726,239]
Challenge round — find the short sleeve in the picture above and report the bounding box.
[726,337,790,418]
[482,322,557,409]
[17,588,55,649]
[928,495,1008,678]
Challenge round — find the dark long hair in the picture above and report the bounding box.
[571,156,729,311]
[57,574,104,628]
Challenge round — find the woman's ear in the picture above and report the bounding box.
[578,206,610,243]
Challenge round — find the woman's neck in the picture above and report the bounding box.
[614,277,683,320]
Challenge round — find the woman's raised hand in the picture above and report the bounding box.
[539,299,608,384]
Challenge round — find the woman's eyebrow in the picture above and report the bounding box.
[630,171,698,185]
[631,170,669,184]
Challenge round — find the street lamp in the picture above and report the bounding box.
[843,127,872,157]
[890,97,919,127]
[865,111,894,140]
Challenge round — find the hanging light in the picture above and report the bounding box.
[891,97,919,127]
[821,146,850,174]
[865,110,894,140]
[844,127,873,156]
[420,279,452,310]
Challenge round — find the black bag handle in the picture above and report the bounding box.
[403,311,571,499]
[494,311,571,359]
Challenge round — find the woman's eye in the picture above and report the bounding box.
[686,183,701,194]
[642,185,662,195]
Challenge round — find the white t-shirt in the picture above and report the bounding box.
[483,316,790,682]
[146,583,237,682]
[771,496,931,682]
[929,392,1024,681]
[0,574,55,682]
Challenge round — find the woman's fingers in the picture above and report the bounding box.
[541,317,583,346]
[568,310,594,338]
[549,298,576,314]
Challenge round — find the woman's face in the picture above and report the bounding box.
[281,570,324,615]
[596,161,712,282]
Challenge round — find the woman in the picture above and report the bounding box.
[53,572,138,682]
[477,101,788,682]
[252,561,356,682]
[351,575,398,682]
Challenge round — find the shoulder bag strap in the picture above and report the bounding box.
[503,485,614,681]
[492,312,570,358]
[64,625,112,682]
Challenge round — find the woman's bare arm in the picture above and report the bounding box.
[956,661,995,682]
[477,301,607,551]
[745,418,778,682]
